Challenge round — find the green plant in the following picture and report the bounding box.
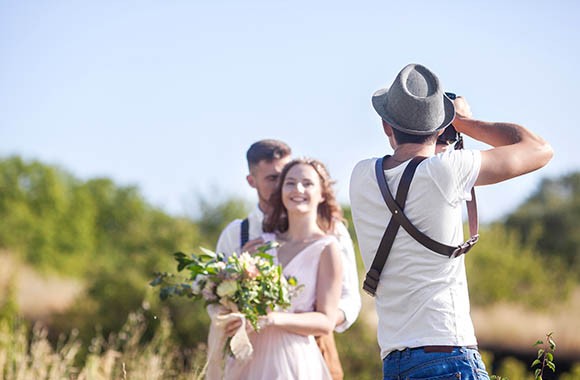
[491,333,557,380]
[531,332,556,380]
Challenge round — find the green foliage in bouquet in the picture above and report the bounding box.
[150,242,301,330]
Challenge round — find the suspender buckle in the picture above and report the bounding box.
[362,269,380,297]
[450,234,480,258]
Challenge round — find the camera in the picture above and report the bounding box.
[438,92,463,148]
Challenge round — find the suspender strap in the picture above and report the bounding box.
[455,134,479,240]
[362,156,425,296]
[362,155,480,297]
[466,188,478,241]
[377,156,479,259]
[240,218,249,248]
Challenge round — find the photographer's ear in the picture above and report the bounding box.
[382,119,394,137]
[382,120,398,149]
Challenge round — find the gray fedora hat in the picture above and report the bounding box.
[372,63,455,135]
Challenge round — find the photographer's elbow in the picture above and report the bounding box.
[524,132,553,170]
[540,142,555,167]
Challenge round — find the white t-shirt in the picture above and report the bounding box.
[349,149,481,359]
[215,205,361,333]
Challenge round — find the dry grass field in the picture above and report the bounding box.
[2,251,579,379]
[356,282,580,362]
[471,288,580,361]
[0,253,82,320]
[3,250,580,357]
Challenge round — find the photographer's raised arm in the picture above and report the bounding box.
[452,97,554,186]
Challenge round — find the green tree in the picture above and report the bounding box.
[0,274,19,322]
[466,224,572,308]
[0,156,81,271]
[196,196,249,249]
[506,172,580,277]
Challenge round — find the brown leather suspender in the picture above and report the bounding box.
[362,155,479,297]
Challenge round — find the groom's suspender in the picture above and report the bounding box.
[362,155,480,297]
[240,218,249,248]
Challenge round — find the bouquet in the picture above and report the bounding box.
[150,242,301,331]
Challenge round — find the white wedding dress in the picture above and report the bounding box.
[224,236,335,380]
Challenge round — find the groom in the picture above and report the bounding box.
[216,139,361,380]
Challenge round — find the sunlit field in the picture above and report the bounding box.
[2,259,580,380]
[0,311,207,380]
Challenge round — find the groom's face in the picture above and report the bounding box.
[247,156,291,214]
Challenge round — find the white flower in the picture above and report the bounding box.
[216,279,238,298]
[239,252,254,266]
[191,274,207,295]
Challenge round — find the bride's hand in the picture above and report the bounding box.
[257,313,276,330]
[224,318,243,337]
[226,317,263,336]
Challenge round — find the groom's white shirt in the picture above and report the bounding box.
[216,205,361,332]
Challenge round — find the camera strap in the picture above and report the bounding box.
[362,155,479,297]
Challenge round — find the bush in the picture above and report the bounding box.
[466,224,573,308]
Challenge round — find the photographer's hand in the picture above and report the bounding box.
[453,96,473,120]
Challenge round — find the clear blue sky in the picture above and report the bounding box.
[1,1,578,222]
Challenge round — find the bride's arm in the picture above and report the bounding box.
[262,240,343,336]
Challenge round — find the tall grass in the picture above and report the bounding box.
[2,309,580,380]
[0,310,205,380]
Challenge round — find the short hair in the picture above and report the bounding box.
[391,126,439,145]
[246,139,292,170]
[263,158,344,234]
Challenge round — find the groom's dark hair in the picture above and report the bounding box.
[246,139,292,170]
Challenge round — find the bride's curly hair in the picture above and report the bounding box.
[263,158,344,234]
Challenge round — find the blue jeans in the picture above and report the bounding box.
[382,347,490,380]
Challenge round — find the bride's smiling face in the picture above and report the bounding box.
[281,163,324,215]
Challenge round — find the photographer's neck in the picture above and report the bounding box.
[383,122,437,167]
[387,143,436,168]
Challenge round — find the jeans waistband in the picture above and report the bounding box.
[385,345,478,360]
[413,345,478,353]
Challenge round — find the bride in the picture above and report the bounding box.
[224,158,344,380]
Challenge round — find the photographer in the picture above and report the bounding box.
[349,63,553,380]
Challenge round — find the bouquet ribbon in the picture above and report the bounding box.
[205,304,253,380]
